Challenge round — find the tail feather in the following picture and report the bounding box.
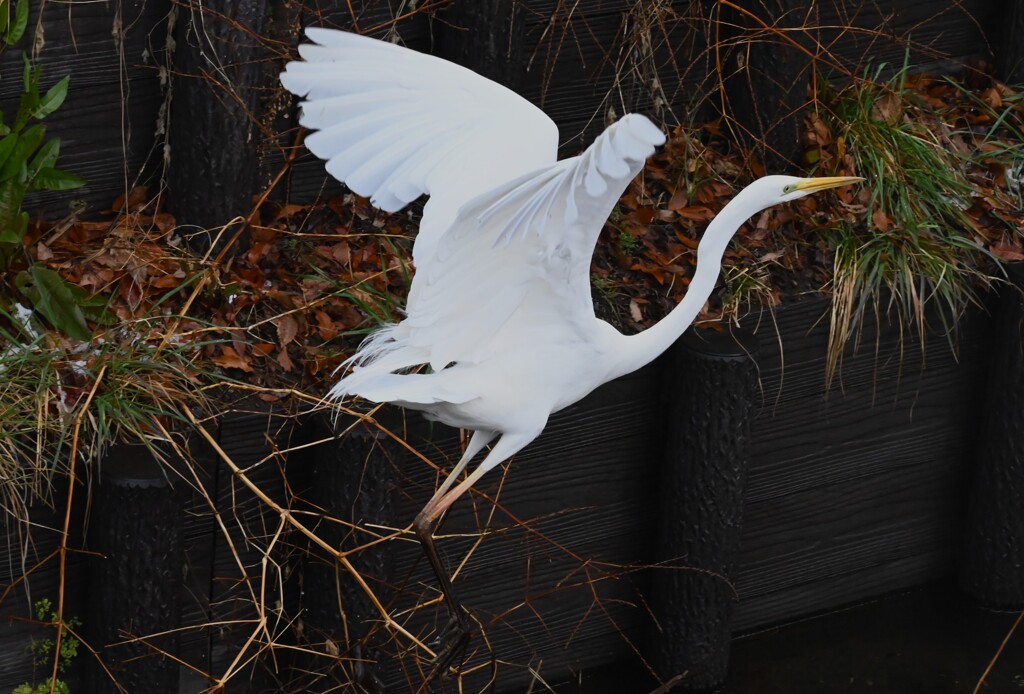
[330,369,476,406]
[330,322,456,404]
[341,323,406,369]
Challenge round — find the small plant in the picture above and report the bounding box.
[590,271,626,324]
[618,230,640,257]
[813,61,1019,382]
[0,1,93,341]
[0,57,85,264]
[0,56,85,242]
[722,263,774,320]
[322,236,413,339]
[13,598,80,694]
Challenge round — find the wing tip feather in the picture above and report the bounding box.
[619,113,666,148]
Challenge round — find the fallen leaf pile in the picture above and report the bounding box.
[12,68,1024,405]
[21,188,416,400]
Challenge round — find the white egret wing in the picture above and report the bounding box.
[403,114,666,370]
[280,28,559,263]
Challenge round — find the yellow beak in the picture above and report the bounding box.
[794,176,865,192]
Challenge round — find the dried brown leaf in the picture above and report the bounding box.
[212,346,253,372]
[276,314,299,347]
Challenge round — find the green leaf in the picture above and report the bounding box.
[0,133,18,171]
[20,266,92,341]
[19,123,43,154]
[0,123,44,180]
[34,75,70,120]
[6,0,28,45]
[27,136,58,174]
[31,167,85,191]
[40,267,114,326]
[0,178,27,242]
[0,210,28,246]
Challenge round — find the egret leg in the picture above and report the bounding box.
[413,430,495,626]
[434,430,496,499]
[413,429,542,678]
[414,460,502,678]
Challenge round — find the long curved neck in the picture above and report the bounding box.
[608,199,753,379]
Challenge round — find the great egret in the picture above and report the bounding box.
[281,27,860,671]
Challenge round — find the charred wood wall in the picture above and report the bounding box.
[734,297,991,631]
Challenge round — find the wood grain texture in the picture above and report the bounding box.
[995,0,1024,81]
[168,0,271,240]
[281,417,400,692]
[721,0,816,168]
[154,429,222,687]
[203,410,294,686]
[732,297,991,631]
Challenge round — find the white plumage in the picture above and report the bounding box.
[281,27,860,668]
[282,29,668,444]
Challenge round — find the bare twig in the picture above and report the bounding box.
[50,364,108,694]
[972,607,1024,694]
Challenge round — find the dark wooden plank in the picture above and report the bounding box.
[518,4,711,150]
[731,297,992,630]
[169,0,273,241]
[809,0,995,74]
[961,264,1024,608]
[650,331,761,688]
[994,0,1024,81]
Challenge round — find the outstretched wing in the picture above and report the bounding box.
[280,28,559,263]
[403,114,666,370]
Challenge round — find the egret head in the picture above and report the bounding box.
[697,174,864,259]
[744,174,864,209]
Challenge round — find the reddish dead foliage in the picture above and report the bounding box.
[20,70,1023,396]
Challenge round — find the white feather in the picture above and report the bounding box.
[281,27,559,266]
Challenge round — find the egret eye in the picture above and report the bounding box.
[783,183,797,194]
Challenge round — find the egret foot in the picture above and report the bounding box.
[429,614,472,676]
